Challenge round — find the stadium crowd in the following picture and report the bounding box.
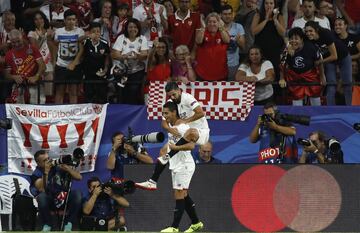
[0,0,359,106]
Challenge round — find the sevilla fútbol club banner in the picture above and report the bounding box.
[147,81,255,121]
[6,104,108,175]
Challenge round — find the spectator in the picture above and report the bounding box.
[194,141,222,164]
[30,150,82,231]
[28,11,54,101]
[83,22,110,104]
[298,131,344,164]
[145,37,171,101]
[195,12,230,81]
[221,4,245,81]
[111,18,149,104]
[165,0,201,53]
[305,20,352,105]
[251,0,285,97]
[0,11,16,50]
[4,29,46,104]
[94,0,115,44]
[236,45,275,105]
[315,0,333,29]
[335,0,360,35]
[82,176,129,230]
[0,0,10,15]
[40,0,70,29]
[279,27,325,106]
[334,17,360,64]
[163,0,176,16]
[291,0,329,29]
[51,9,85,104]
[132,0,167,47]
[0,11,16,103]
[249,102,298,163]
[235,0,258,62]
[112,3,129,40]
[171,45,197,84]
[67,0,94,31]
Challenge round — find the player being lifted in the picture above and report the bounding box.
[136,81,210,190]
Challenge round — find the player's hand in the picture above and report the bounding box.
[168,127,181,138]
[168,142,178,151]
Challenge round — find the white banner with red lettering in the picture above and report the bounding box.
[147,81,255,121]
[6,104,108,175]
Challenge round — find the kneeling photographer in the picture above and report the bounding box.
[298,131,344,164]
[250,103,307,163]
[82,177,130,231]
[30,149,83,231]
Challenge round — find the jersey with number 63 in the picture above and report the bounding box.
[55,27,84,67]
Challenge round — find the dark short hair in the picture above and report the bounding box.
[64,9,77,19]
[165,82,179,92]
[124,18,141,38]
[163,101,178,112]
[221,4,233,13]
[263,102,277,110]
[111,131,124,143]
[34,150,47,162]
[288,27,306,41]
[87,176,101,188]
[118,3,129,10]
[89,21,102,30]
[305,20,321,32]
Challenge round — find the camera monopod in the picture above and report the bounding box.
[60,179,73,231]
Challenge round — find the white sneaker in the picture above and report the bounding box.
[135,179,157,190]
[158,154,170,165]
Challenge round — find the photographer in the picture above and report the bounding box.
[82,177,129,230]
[107,131,153,179]
[249,103,298,163]
[298,131,344,164]
[30,150,82,231]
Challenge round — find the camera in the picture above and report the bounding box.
[109,62,128,88]
[326,138,341,154]
[0,118,12,130]
[125,127,165,145]
[297,138,311,146]
[99,179,136,198]
[50,148,85,167]
[261,113,310,126]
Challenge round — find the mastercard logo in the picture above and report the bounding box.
[231,165,342,232]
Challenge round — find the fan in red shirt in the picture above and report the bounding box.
[166,0,201,52]
[145,37,171,98]
[195,12,229,81]
[4,29,45,104]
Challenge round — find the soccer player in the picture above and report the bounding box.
[136,81,210,190]
[159,101,203,233]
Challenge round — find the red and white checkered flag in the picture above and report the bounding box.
[147,81,255,121]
